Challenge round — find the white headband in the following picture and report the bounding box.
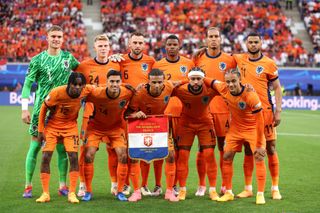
[188,70,205,78]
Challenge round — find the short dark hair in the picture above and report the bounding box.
[68,72,86,85]
[190,66,205,74]
[130,32,144,38]
[148,68,165,79]
[246,32,261,40]
[165,34,180,43]
[225,68,241,78]
[107,70,122,78]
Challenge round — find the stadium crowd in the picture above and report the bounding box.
[299,0,320,66]
[0,0,89,62]
[101,0,316,66]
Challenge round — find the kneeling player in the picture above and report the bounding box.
[36,72,92,203]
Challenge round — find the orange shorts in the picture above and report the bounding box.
[85,126,127,149]
[212,113,230,137]
[263,110,277,141]
[176,120,216,147]
[43,127,79,152]
[224,128,266,153]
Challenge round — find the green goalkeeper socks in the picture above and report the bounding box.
[56,143,68,184]
[25,140,41,186]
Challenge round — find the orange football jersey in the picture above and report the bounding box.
[194,51,236,114]
[39,85,93,132]
[233,53,278,111]
[213,81,262,131]
[76,58,120,86]
[120,53,155,87]
[173,83,219,123]
[86,86,134,131]
[153,56,194,117]
[129,81,175,115]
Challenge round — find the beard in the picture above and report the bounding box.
[248,48,260,55]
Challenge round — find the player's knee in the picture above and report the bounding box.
[84,152,94,163]
[118,152,127,164]
[42,152,52,165]
[266,141,276,154]
[217,137,225,151]
[223,151,234,161]
[167,151,175,163]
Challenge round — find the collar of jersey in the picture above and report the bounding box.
[94,57,109,65]
[231,84,245,96]
[249,54,263,62]
[128,53,143,61]
[106,88,121,99]
[205,49,222,59]
[165,56,180,63]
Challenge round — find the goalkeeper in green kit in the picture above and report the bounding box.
[21,25,79,198]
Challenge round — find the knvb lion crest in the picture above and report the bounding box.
[219,62,227,71]
[144,136,153,147]
[238,101,246,110]
[164,95,170,104]
[141,63,148,72]
[180,66,187,74]
[256,66,264,75]
[201,96,210,105]
[119,100,127,109]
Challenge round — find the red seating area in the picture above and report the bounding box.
[101,0,312,66]
[300,0,320,52]
[0,0,89,62]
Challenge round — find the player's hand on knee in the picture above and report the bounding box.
[108,53,125,62]
[254,147,266,161]
[21,110,31,124]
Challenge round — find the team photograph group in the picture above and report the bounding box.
[19,24,283,206]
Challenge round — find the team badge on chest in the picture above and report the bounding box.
[201,96,210,105]
[164,95,170,104]
[141,63,148,72]
[180,66,187,75]
[119,100,127,109]
[238,101,246,110]
[219,62,227,71]
[256,66,264,75]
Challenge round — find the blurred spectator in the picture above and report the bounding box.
[101,0,311,66]
[294,83,303,96]
[314,50,320,67]
[286,0,293,10]
[307,83,314,96]
[0,58,7,71]
[0,0,90,62]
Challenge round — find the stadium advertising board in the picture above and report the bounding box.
[1,92,320,111]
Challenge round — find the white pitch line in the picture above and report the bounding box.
[278,132,320,137]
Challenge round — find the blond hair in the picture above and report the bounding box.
[94,34,110,43]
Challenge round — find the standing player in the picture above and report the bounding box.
[174,67,219,201]
[125,68,183,202]
[151,35,194,196]
[21,25,79,198]
[233,32,282,200]
[119,32,155,196]
[82,70,134,201]
[193,27,236,196]
[36,72,92,203]
[76,34,120,197]
[204,69,267,204]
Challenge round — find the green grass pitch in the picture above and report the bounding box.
[0,106,319,212]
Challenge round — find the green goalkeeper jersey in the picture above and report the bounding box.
[24,50,79,136]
